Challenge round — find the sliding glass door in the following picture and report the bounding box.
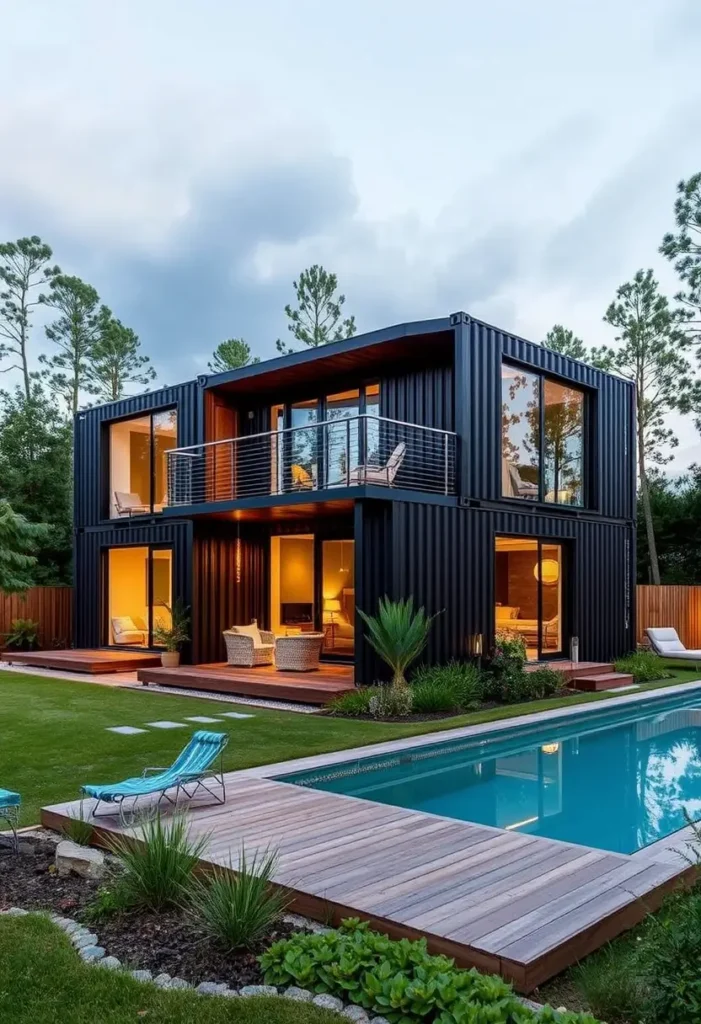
[105,545,173,648]
[494,536,564,660]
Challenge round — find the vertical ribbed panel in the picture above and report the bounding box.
[73,520,193,652]
[355,501,393,681]
[380,363,454,431]
[74,382,200,528]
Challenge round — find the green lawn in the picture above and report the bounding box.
[2,668,700,825]
[0,914,342,1024]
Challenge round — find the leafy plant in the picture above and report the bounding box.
[615,651,672,682]
[411,661,485,711]
[521,667,566,700]
[410,677,461,714]
[328,688,374,717]
[636,886,701,1024]
[82,881,132,923]
[572,942,647,1024]
[260,918,601,1023]
[368,685,413,719]
[358,596,439,689]
[153,600,190,652]
[3,617,40,650]
[105,812,208,912]
[189,845,289,951]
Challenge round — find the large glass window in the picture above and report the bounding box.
[322,539,355,655]
[106,546,173,647]
[501,365,584,506]
[325,390,360,486]
[495,536,564,660]
[109,409,177,517]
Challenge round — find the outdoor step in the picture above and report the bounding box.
[570,672,634,692]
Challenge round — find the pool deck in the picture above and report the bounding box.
[42,681,701,992]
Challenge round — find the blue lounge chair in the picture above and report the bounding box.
[82,730,229,822]
[0,788,20,853]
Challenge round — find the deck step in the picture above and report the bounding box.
[570,672,634,692]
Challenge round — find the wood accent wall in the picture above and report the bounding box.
[637,585,701,650]
[204,391,238,501]
[0,587,73,649]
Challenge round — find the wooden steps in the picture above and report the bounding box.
[570,671,634,692]
[0,649,162,674]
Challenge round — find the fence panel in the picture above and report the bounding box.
[0,587,73,649]
[637,585,701,649]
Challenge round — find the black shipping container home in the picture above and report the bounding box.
[73,311,636,683]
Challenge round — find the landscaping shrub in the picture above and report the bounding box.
[189,845,289,951]
[260,918,600,1023]
[484,633,567,704]
[3,617,39,651]
[358,596,439,689]
[637,886,701,1024]
[411,660,485,710]
[83,882,132,923]
[520,667,566,700]
[572,943,647,1024]
[105,812,208,912]
[368,685,413,718]
[614,651,672,683]
[410,677,462,714]
[328,687,374,716]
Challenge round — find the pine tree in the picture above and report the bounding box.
[660,172,701,343]
[0,499,49,593]
[542,325,588,360]
[208,338,260,373]
[39,275,102,415]
[89,314,156,401]
[276,265,355,354]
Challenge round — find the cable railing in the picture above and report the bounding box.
[166,414,456,506]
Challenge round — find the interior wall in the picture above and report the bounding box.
[322,540,355,621]
[107,546,148,641]
[279,537,314,604]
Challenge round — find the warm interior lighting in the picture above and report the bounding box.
[533,558,559,585]
[235,537,242,585]
[324,598,342,617]
[541,742,560,755]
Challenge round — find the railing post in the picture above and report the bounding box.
[444,434,449,495]
[346,418,351,486]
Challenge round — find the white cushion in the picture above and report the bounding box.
[496,606,520,620]
[646,627,686,654]
[232,623,263,647]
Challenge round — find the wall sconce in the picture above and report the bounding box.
[235,534,242,585]
[533,558,559,585]
[469,633,483,658]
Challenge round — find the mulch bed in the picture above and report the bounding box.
[0,834,300,988]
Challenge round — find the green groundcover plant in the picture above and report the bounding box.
[614,650,672,683]
[260,919,600,1024]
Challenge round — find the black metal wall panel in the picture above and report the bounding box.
[379,363,454,431]
[191,522,268,664]
[74,382,200,528]
[354,501,393,682]
[457,317,636,521]
[73,520,193,651]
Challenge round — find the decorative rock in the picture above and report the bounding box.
[168,977,191,990]
[80,945,105,961]
[221,989,240,998]
[4,907,28,917]
[131,970,153,983]
[154,973,171,988]
[197,982,229,996]
[99,957,122,970]
[518,997,544,1012]
[55,840,105,880]
[313,994,345,1012]
[73,931,99,949]
[370,1018,392,1024]
[283,987,313,1002]
[240,984,278,997]
[342,1006,369,1022]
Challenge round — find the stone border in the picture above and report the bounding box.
[1,906,547,1020]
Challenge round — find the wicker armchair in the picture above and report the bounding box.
[223,626,275,667]
[274,633,324,671]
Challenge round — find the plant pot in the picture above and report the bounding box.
[160,651,181,668]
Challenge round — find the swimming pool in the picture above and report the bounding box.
[279,690,701,854]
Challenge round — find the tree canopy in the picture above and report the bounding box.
[0,499,49,593]
[542,325,588,360]
[277,264,355,354]
[208,338,260,373]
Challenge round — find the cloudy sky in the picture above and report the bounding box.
[2,0,701,465]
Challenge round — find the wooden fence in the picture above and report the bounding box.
[0,586,73,649]
[637,585,701,649]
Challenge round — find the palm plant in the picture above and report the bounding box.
[357,596,439,689]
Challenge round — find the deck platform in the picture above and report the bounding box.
[137,661,355,705]
[43,687,696,993]
[1,648,162,674]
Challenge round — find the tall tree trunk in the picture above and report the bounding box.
[20,284,31,404]
[637,422,661,585]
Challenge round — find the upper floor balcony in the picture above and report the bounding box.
[165,414,456,508]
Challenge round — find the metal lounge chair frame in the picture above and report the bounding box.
[82,730,228,825]
[0,789,20,853]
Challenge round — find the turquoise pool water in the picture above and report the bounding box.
[279,690,701,854]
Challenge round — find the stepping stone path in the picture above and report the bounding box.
[105,712,255,735]
[146,720,188,729]
[184,716,223,723]
[106,726,147,735]
[220,711,254,719]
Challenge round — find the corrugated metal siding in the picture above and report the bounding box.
[74,382,200,528]
[457,318,635,521]
[355,501,393,682]
[353,502,634,678]
[73,520,193,651]
[191,523,269,664]
[380,364,454,431]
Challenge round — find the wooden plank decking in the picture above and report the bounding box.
[137,662,355,705]
[1,648,162,674]
[42,770,689,991]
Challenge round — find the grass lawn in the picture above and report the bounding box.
[2,667,700,825]
[0,914,341,1024]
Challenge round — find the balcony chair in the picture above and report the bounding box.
[111,616,148,646]
[646,627,701,661]
[348,441,406,487]
[223,621,275,667]
[114,491,149,517]
[82,730,229,824]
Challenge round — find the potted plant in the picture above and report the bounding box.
[152,601,190,668]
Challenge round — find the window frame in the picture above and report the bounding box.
[102,542,173,649]
[500,361,589,509]
[105,406,178,520]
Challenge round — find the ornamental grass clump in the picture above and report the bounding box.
[614,651,672,683]
[189,845,290,951]
[358,596,439,689]
[411,660,485,712]
[105,812,208,912]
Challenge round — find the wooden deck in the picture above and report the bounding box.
[0,648,161,674]
[137,661,355,705]
[42,748,691,992]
